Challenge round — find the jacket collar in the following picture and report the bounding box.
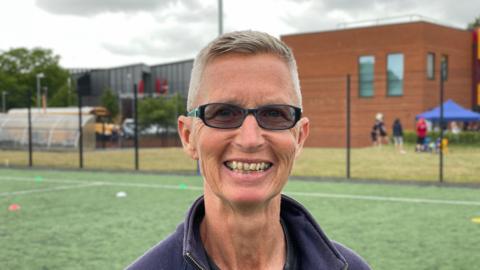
[182,195,348,270]
[280,195,348,269]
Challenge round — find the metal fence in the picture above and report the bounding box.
[1,75,479,184]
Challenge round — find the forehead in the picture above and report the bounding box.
[196,53,298,107]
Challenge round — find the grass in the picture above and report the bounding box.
[0,168,479,270]
[1,144,479,183]
[0,147,197,172]
[294,145,480,183]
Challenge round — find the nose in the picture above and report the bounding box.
[232,114,265,151]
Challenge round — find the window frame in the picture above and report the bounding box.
[427,52,435,80]
[358,55,375,98]
[386,53,404,97]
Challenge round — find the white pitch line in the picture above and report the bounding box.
[0,175,479,206]
[99,181,204,191]
[0,175,204,191]
[0,175,87,184]
[286,191,480,206]
[0,182,104,197]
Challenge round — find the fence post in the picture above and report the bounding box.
[134,84,139,171]
[77,86,83,169]
[102,120,106,149]
[27,89,33,167]
[346,74,351,179]
[439,62,445,183]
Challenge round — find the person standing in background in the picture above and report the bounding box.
[415,118,428,152]
[372,113,388,146]
[392,118,405,154]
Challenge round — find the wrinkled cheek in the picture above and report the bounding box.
[199,156,215,177]
[198,151,222,191]
[281,137,298,166]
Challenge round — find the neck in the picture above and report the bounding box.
[200,193,286,270]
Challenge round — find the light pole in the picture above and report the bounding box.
[127,73,132,118]
[218,0,223,36]
[67,77,71,105]
[2,91,7,113]
[43,86,48,110]
[36,73,45,109]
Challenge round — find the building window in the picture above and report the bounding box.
[387,53,404,96]
[441,55,448,81]
[358,55,375,97]
[427,53,435,80]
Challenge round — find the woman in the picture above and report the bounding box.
[127,30,371,270]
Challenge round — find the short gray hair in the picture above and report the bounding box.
[187,30,301,111]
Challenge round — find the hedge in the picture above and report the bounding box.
[403,131,480,145]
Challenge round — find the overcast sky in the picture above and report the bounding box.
[0,0,478,69]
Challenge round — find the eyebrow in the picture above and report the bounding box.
[208,98,293,108]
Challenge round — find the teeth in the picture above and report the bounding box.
[225,161,271,172]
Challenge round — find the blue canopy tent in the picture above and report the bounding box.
[416,99,480,122]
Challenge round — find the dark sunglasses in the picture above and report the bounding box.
[187,103,302,130]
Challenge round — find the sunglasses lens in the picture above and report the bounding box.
[203,104,244,128]
[199,103,300,130]
[257,105,297,129]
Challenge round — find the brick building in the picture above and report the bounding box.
[282,21,476,147]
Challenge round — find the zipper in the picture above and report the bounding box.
[185,251,207,270]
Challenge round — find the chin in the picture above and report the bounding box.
[224,188,279,207]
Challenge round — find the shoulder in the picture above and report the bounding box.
[125,224,185,270]
[332,241,372,270]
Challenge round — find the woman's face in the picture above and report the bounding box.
[178,53,309,207]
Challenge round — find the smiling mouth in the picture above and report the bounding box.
[224,161,272,173]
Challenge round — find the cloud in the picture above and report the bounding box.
[101,20,215,61]
[101,26,211,60]
[281,0,480,33]
[98,0,217,61]
[430,0,480,28]
[34,0,217,64]
[151,0,217,24]
[33,0,480,69]
[35,0,201,16]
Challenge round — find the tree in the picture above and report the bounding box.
[467,15,480,30]
[138,96,174,131]
[137,94,186,135]
[50,83,77,107]
[170,93,186,117]
[0,47,70,110]
[100,88,119,119]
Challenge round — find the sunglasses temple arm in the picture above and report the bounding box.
[187,109,199,117]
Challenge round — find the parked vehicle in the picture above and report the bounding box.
[121,118,176,138]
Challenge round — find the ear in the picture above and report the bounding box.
[178,115,199,160]
[295,117,310,158]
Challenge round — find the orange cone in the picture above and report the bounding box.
[8,204,21,211]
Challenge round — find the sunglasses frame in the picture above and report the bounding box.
[187,103,302,130]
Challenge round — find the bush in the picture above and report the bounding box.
[403,130,480,146]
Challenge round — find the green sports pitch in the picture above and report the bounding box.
[1,168,479,270]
